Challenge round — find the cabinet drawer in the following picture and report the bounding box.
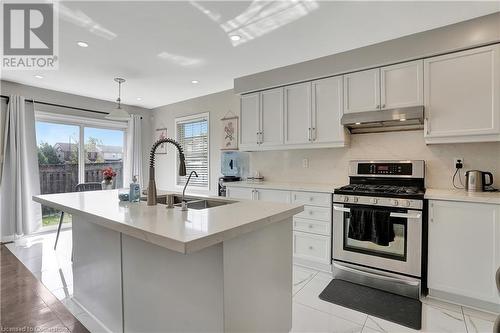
[293,217,330,236]
[295,205,331,222]
[293,231,331,263]
[292,191,331,207]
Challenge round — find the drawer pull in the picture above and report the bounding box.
[309,197,313,202]
[308,246,313,250]
[309,211,313,215]
[308,224,313,229]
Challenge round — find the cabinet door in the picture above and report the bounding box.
[343,68,380,113]
[227,187,254,200]
[284,82,312,145]
[428,200,500,304]
[424,45,500,142]
[239,93,260,150]
[254,189,290,203]
[380,60,423,109]
[312,76,345,144]
[260,88,283,147]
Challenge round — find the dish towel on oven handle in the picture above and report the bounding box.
[348,207,395,246]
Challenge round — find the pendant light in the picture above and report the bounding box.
[105,77,130,121]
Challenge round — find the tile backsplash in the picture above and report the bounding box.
[248,131,500,189]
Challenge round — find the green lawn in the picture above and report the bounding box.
[42,213,72,227]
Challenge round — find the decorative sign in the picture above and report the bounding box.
[155,128,168,154]
[221,116,238,150]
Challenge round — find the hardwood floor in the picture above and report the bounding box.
[0,244,89,332]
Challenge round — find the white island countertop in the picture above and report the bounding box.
[425,188,500,204]
[33,190,303,254]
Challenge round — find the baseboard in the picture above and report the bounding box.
[293,257,332,273]
[429,289,500,313]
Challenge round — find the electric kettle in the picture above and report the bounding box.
[465,170,494,192]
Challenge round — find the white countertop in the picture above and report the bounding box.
[425,188,500,204]
[224,181,341,193]
[33,190,303,254]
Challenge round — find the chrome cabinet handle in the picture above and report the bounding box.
[308,246,313,250]
[390,212,422,219]
[308,127,311,142]
[382,104,386,108]
[425,118,430,135]
[312,127,316,141]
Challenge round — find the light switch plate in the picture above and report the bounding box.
[302,158,309,168]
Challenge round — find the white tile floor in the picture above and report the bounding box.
[5,231,498,333]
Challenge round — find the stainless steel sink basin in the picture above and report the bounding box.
[174,199,235,210]
[142,195,195,205]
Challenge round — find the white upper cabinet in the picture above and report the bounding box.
[284,82,312,145]
[311,76,347,145]
[239,93,260,150]
[343,68,381,113]
[428,200,500,306]
[260,88,283,147]
[380,60,423,109]
[424,44,500,143]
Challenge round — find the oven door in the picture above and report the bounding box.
[332,203,422,277]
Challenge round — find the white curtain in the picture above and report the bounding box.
[0,95,42,240]
[124,114,143,186]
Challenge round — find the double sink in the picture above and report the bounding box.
[153,195,235,210]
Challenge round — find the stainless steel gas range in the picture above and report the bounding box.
[332,160,426,299]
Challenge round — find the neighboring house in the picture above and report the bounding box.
[54,143,123,162]
[54,143,77,162]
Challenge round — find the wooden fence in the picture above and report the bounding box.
[39,162,123,216]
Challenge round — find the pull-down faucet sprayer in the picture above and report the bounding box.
[147,138,186,206]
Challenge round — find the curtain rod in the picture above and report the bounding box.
[0,95,143,119]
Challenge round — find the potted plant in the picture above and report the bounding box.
[101,167,117,190]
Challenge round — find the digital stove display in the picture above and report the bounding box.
[358,163,413,175]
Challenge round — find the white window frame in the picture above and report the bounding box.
[175,112,210,191]
[35,111,128,185]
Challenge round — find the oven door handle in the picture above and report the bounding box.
[333,205,351,213]
[390,212,422,219]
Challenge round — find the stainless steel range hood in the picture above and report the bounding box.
[341,106,424,134]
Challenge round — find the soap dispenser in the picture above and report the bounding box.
[129,176,141,202]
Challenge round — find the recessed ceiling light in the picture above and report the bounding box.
[400,118,406,122]
[77,41,89,48]
[230,35,241,41]
[355,122,361,125]
[191,80,199,84]
[136,97,143,101]
[34,75,44,79]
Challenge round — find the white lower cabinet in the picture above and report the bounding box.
[226,187,253,200]
[228,185,332,271]
[428,200,500,309]
[293,231,331,264]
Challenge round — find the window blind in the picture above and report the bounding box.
[176,116,209,187]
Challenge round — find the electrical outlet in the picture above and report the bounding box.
[454,157,464,169]
[302,158,309,168]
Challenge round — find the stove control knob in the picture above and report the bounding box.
[343,196,349,203]
[404,200,411,207]
[370,198,378,204]
[392,199,399,206]
[353,197,359,203]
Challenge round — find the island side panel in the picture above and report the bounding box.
[72,215,123,333]
[121,234,224,333]
[223,217,293,333]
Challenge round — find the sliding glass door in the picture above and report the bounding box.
[84,127,125,188]
[35,113,127,229]
[36,121,79,227]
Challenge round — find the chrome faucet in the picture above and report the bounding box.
[181,171,198,211]
[147,138,186,206]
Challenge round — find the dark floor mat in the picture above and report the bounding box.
[319,279,422,330]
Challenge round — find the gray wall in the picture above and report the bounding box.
[151,89,240,195]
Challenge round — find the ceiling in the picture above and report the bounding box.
[2,1,499,109]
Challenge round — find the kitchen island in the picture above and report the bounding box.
[33,190,303,333]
